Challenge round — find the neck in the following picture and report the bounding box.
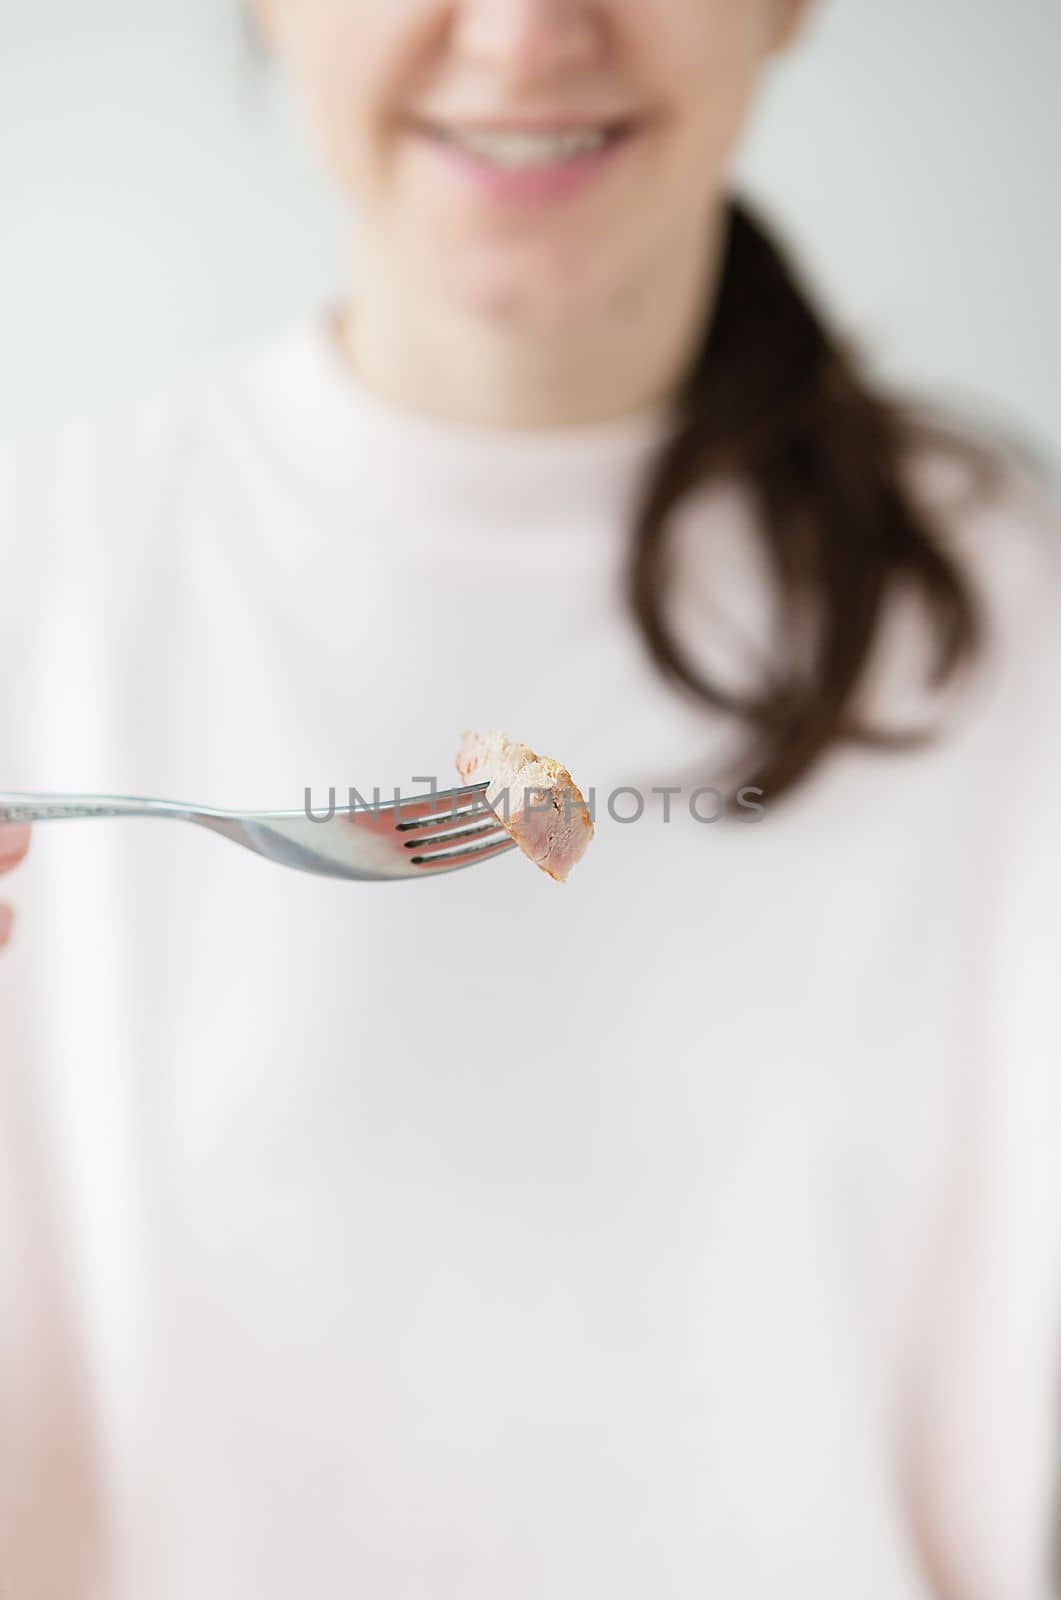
[339,212,726,429]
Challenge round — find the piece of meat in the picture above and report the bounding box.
[456,730,594,883]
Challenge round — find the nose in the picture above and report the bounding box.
[452,0,606,83]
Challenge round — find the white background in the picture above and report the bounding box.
[0,0,1058,461]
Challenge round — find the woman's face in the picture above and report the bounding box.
[259,0,807,326]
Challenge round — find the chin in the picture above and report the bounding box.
[441,244,610,331]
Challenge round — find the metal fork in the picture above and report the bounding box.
[0,785,516,882]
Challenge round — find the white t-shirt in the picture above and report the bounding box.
[1,307,1059,1600]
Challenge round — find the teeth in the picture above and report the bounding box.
[440,126,610,168]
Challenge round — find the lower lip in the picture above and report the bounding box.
[410,127,634,206]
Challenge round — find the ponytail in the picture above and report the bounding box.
[630,198,986,804]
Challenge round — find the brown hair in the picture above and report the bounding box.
[630,196,987,805]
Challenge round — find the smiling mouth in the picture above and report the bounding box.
[408,119,637,171]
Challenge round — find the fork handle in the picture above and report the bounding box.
[0,792,206,825]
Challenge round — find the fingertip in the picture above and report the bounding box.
[0,824,31,865]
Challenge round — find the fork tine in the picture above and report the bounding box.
[409,834,517,871]
[393,783,497,832]
[404,818,506,852]
[399,808,501,843]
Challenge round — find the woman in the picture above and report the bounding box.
[1,1,1058,1596]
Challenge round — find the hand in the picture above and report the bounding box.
[0,825,31,949]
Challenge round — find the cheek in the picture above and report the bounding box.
[280,1,401,200]
[637,0,775,149]
[651,15,773,209]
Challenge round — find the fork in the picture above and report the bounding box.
[0,785,516,882]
